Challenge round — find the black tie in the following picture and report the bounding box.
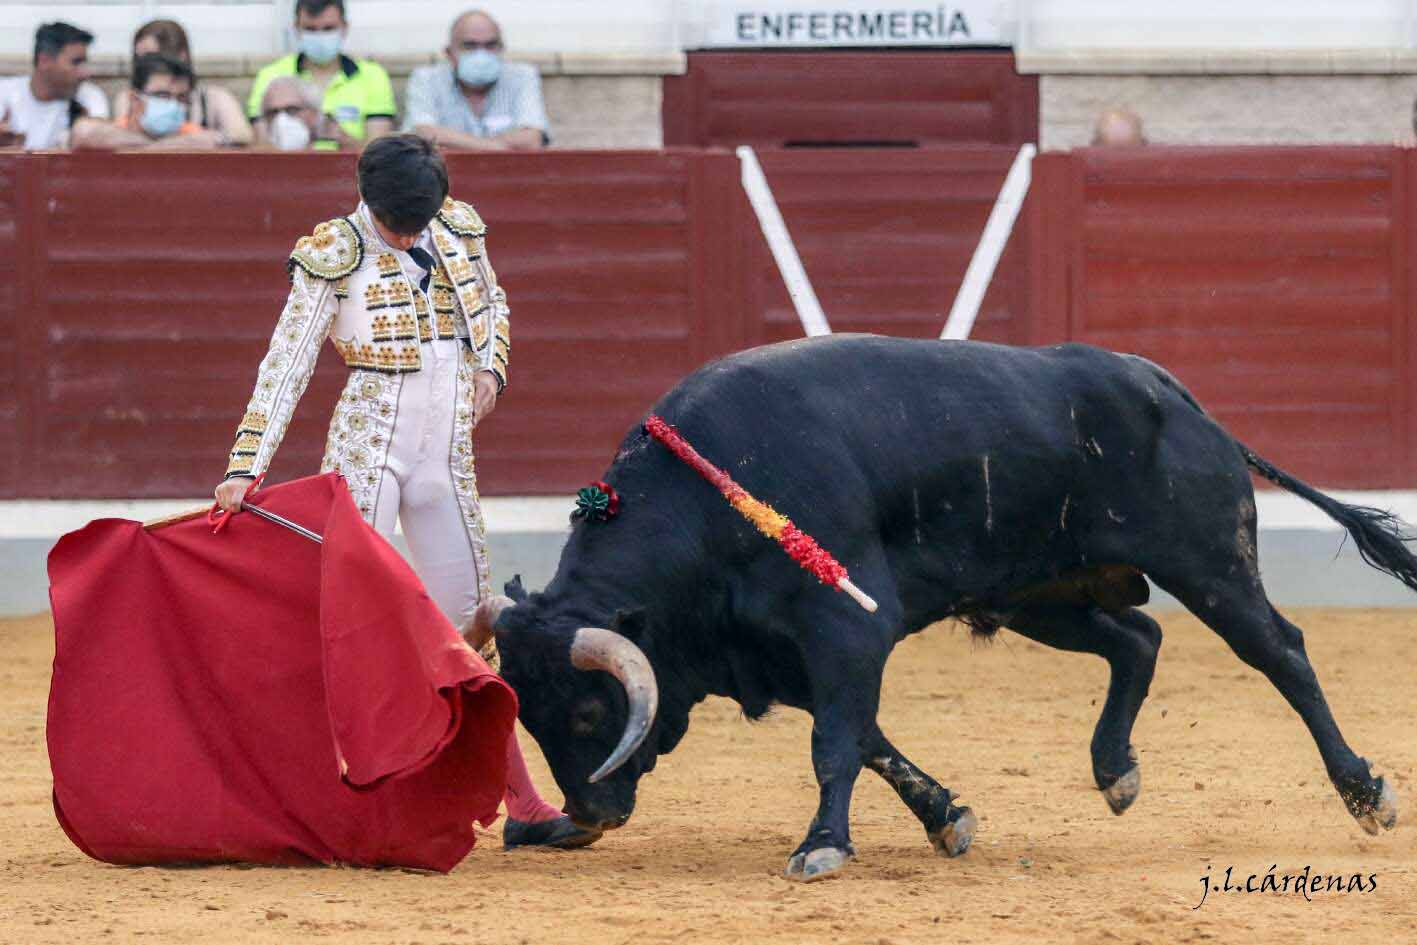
[407,246,434,293]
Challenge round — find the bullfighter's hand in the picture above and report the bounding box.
[472,370,499,427]
[214,476,255,515]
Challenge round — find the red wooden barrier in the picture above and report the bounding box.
[2,146,1414,498]
[662,51,1039,148]
[751,148,1030,346]
[1033,147,1415,489]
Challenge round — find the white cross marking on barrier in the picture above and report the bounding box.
[737,145,831,338]
[941,143,1037,342]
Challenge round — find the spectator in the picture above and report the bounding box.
[247,0,395,150]
[404,9,548,150]
[0,22,108,150]
[111,19,252,146]
[258,76,323,150]
[1092,108,1146,147]
[72,54,224,151]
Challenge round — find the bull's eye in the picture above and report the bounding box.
[569,699,606,736]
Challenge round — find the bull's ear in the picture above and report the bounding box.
[609,608,650,645]
[504,574,528,602]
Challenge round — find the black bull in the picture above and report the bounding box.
[481,336,1409,881]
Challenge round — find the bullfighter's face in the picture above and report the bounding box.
[496,605,655,832]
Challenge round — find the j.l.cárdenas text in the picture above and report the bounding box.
[1195,864,1378,909]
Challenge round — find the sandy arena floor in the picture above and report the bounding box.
[2,608,1415,944]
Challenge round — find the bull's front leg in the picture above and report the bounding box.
[786,633,889,882]
[787,708,866,881]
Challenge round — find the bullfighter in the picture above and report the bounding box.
[214,132,597,850]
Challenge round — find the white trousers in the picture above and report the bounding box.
[322,339,488,632]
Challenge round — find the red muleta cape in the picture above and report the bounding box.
[46,472,517,872]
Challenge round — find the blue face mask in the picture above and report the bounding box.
[298,29,343,65]
[456,49,501,88]
[139,95,186,137]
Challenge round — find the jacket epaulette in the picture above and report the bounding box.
[288,216,363,282]
[435,197,486,237]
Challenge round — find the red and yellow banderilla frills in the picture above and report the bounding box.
[643,415,878,613]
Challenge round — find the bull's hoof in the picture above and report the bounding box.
[1354,777,1399,836]
[1100,766,1141,816]
[928,806,977,857]
[785,847,853,882]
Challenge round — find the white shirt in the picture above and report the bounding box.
[0,75,110,149]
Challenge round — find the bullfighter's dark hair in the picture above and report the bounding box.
[357,134,450,236]
[34,22,94,65]
[295,0,345,19]
[130,53,194,92]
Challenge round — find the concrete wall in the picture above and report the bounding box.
[1041,73,1417,149]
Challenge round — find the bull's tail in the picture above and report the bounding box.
[1131,352,1417,593]
[1238,447,1417,593]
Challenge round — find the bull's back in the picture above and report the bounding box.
[643,336,1207,587]
[655,335,1141,482]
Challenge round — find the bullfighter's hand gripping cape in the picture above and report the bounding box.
[45,472,516,872]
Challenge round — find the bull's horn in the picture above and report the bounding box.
[570,627,659,784]
[463,594,515,652]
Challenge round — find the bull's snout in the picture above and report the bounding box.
[566,798,633,832]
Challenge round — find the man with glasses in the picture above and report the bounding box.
[258,75,323,150]
[72,53,225,150]
[403,9,548,151]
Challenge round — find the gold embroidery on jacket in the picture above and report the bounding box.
[289,217,362,282]
[364,282,388,310]
[436,198,487,238]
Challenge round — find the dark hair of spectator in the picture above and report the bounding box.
[296,0,346,20]
[357,134,450,235]
[131,53,194,92]
[134,19,192,63]
[34,21,94,65]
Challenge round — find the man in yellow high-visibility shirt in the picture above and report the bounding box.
[248,0,395,150]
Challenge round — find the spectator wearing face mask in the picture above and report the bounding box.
[247,0,395,151]
[111,19,252,146]
[259,76,323,151]
[0,21,109,150]
[403,9,548,151]
[72,53,225,150]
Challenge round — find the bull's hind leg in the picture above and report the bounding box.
[1159,576,1398,834]
[1004,604,1161,814]
[863,729,977,856]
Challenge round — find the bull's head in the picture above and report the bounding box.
[469,582,659,832]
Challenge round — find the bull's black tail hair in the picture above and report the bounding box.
[1240,445,1417,594]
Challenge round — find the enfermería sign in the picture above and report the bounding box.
[703,2,1007,47]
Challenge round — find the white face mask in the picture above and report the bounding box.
[297,29,343,65]
[269,111,312,150]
